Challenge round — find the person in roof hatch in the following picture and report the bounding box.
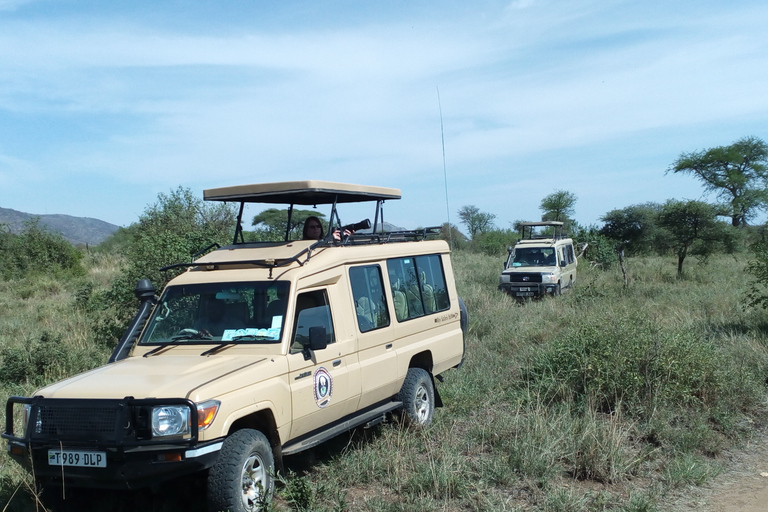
[302,216,325,240]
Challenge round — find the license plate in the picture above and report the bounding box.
[518,287,530,292]
[48,450,107,468]
[516,292,535,297]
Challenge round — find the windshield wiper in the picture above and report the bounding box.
[200,335,275,356]
[143,340,189,357]
[171,332,213,341]
[230,334,275,341]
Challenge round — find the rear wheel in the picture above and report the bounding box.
[397,368,435,427]
[207,429,274,512]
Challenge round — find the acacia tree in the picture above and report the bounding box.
[457,205,496,240]
[540,190,577,222]
[657,199,729,275]
[668,136,768,227]
[251,209,325,241]
[600,203,664,256]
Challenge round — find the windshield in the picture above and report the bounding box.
[140,281,290,345]
[510,247,556,268]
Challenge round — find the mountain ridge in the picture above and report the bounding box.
[0,207,120,246]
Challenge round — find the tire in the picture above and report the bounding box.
[207,429,275,512]
[397,368,435,427]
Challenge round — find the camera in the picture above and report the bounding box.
[342,219,371,232]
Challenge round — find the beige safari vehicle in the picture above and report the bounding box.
[498,221,578,298]
[3,181,467,512]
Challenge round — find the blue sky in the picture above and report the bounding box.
[1,0,767,232]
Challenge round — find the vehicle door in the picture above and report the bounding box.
[287,288,361,439]
[349,265,399,408]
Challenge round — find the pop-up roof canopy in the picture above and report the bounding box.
[204,180,402,244]
[204,180,401,205]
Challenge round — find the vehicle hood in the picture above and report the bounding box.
[35,354,272,400]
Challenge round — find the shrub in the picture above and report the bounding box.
[0,219,84,280]
[0,332,101,386]
[523,312,752,425]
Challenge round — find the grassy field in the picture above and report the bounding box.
[1,249,767,511]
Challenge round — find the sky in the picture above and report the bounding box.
[1,0,767,233]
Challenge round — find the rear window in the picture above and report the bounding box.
[387,254,450,322]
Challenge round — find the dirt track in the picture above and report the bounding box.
[668,433,768,512]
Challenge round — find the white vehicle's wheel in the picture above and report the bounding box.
[207,429,274,512]
[397,368,435,427]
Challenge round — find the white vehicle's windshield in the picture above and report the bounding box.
[140,281,290,344]
[510,247,556,267]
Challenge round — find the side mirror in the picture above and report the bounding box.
[560,260,566,267]
[302,326,328,360]
[309,326,328,351]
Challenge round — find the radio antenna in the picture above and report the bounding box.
[437,86,453,249]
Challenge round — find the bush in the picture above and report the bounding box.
[0,219,84,280]
[0,332,101,386]
[523,311,755,425]
[471,229,517,257]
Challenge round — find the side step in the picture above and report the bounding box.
[282,401,402,456]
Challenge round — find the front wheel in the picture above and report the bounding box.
[207,429,275,512]
[397,368,435,427]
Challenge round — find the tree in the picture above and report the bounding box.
[540,190,577,223]
[437,222,469,250]
[600,203,664,256]
[457,205,496,240]
[251,209,325,241]
[668,136,768,227]
[657,199,730,275]
[112,187,238,306]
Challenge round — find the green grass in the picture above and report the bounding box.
[1,249,767,511]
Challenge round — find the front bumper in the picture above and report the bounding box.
[3,395,222,489]
[498,282,558,297]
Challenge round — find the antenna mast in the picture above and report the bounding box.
[437,86,453,249]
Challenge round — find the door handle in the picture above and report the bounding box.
[333,359,342,367]
[385,344,393,349]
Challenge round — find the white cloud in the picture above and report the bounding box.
[0,1,766,228]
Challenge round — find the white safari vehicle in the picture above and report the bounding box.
[3,181,467,512]
[498,221,578,298]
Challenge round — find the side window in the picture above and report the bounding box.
[566,244,575,264]
[349,266,390,333]
[291,290,335,354]
[387,254,450,322]
[414,254,450,312]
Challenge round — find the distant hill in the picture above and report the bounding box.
[0,207,120,246]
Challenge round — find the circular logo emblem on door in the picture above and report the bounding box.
[313,367,333,408]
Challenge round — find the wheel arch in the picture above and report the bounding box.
[229,408,284,471]
[406,351,442,408]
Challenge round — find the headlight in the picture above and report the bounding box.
[152,406,191,437]
[541,273,558,284]
[197,400,220,431]
[22,404,38,436]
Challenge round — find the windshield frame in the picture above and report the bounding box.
[138,280,291,346]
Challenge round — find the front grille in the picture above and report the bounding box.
[26,399,133,444]
[508,273,543,283]
[37,404,121,440]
